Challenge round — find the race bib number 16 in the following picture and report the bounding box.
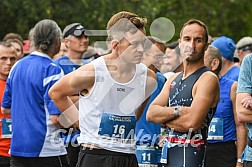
[98,113,136,139]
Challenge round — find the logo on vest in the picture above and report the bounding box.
[170,81,176,89]
[117,88,125,92]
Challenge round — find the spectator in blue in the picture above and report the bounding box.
[1,19,69,167]
[204,45,246,167]
[211,36,240,81]
[54,23,89,74]
[136,36,166,167]
[236,53,252,167]
[54,22,89,167]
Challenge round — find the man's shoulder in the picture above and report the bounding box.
[197,71,219,87]
[244,53,252,60]
[54,55,68,64]
[146,68,156,79]
[200,71,218,80]
[44,61,63,77]
[156,72,166,82]
[230,65,240,72]
[220,76,235,84]
[242,54,252,68]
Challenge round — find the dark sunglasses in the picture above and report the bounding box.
[63,24,86,38]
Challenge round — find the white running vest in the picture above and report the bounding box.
[78,57,147,154]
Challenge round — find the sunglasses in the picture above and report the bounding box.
[64,24,86,38]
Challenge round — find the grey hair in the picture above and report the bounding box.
[29,19,62,53]
[208,45,222,74]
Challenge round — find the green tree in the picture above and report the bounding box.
[1,0,252,43]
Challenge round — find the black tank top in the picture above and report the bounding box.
[168,66,216,140]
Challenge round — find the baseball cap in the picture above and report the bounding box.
[236,36,252,50]
[63,23,86,38]
[211,36,235,61]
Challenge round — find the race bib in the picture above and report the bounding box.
[98,113,136,140]
[136,145,160,167]
[1,118,12,138]
[160,139,168,164]
[207,117,223,140]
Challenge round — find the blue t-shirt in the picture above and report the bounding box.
[1,51,66,157]
[135,72,166,164]
[54,55,86,143]
[54,55,82,74]
[136,72,166,145]
[237,54,252,94]
[237,54,252,161]
[223,65,240,81]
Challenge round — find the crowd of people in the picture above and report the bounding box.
[0,10,252,167]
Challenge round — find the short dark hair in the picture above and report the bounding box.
[165,41,179,49]
[0,41,17,56]
[5,38,24,54]
[0,41,15,48]
[180,19,209,43]
[3,33,23,44]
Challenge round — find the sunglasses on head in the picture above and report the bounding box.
[64,24,86,38]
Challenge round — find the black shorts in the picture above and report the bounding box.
[66,143,80,167]
[76,147,138,167]
[165,144,206,167]
[244,161,252,167]
[205,141,236,167]
[0,155,10,167]
[10,155,69,167]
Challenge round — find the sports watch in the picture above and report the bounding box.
[237,158,243,163]
[173,106,180,117]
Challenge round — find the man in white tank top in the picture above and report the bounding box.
[49,11,157,167]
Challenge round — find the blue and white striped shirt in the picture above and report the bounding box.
[2,51,66,157]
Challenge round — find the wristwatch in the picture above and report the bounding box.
[173,106,180,117]
[237,158,243,163]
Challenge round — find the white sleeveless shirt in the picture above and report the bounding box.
[78,57,147,154]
